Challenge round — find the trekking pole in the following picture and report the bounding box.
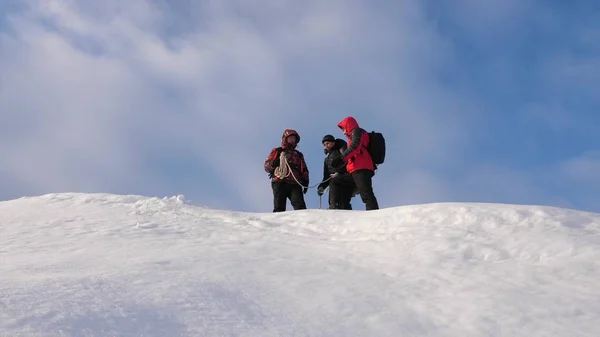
[318,195,322,209]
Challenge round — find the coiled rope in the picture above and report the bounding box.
[274,151,333,189]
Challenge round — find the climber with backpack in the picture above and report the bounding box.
[333,116,383,210]
[264,129,309,212]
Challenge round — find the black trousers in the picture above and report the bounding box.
[352,169,379,210]
[328,173,355,210]
[272,181,307,212]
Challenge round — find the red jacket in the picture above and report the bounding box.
[337,116,375,174]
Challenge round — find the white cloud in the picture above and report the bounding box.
[0,17,160,194]
[1,0,478,210]
[2,0,596,212]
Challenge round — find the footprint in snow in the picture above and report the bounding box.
[136,222,158,229]
[248,219,279,228]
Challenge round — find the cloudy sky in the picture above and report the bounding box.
[1,0,599,213]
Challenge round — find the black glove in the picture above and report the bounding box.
[271,158,280,167]
[317,186,325,196]
[303,187,308,194]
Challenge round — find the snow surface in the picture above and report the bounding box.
[1,193,599,337]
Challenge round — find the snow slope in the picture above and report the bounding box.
[1,193,599,337]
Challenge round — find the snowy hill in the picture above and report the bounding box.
[1,193,599,337]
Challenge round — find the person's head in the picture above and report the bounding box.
[281,129,300,148]
[339,125,348,136]
[337,116,359,137]
[322,134,335,152]
[286,134,297,144]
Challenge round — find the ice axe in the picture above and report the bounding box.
[318,186,329,209]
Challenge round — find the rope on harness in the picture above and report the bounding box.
[273,151,289,180]
[274,151,333,189]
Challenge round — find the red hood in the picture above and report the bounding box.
[338,116,359,134]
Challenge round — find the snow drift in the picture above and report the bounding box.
[1,193,599,336]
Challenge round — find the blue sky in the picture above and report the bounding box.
[1,0,599,213]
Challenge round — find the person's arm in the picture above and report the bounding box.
[264,147,281,174]
[299,153,309,186]
[340,128,363,160]
[318,159,329,190]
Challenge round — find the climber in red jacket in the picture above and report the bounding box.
[335,116,379,210]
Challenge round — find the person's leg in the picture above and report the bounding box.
[327,180,343,209]
[341,185,355,210]
[326,182,336,209]
[336,173,356,210]
[289,184,307,210]
[352,169,379,210]
[272,181,288,212]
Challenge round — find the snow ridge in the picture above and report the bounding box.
[1,193,598,337]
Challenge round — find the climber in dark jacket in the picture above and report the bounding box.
[317,134,356,210]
